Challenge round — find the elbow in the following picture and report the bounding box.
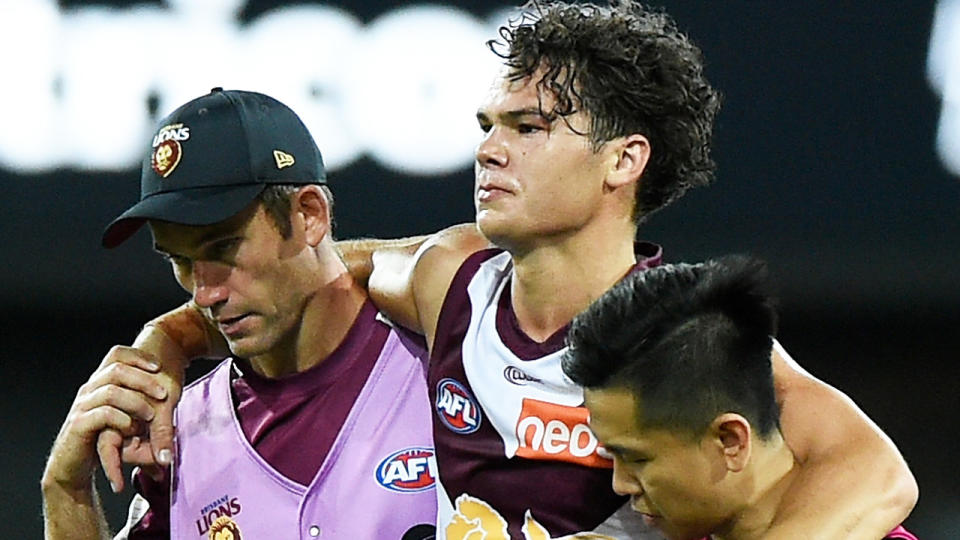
[889,463,919,520]
[872,451,919,526]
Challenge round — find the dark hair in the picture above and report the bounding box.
[490,0,721,223]
[563,256,780,439]
[258,184,334,239]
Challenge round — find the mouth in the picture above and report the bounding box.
[638,513,661,528]
[631,500,661,523]
[476,184,512,203]
[216,313,251,337]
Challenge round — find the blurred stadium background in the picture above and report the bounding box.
[1,0,958,537]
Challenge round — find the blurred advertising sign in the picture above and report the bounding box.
[0,0,510,175]
[929,0,960,176]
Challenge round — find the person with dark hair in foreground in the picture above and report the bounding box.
[72,1,915,538]
[563,256,918,540]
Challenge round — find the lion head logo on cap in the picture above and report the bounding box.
[151,140,182,177]
[150,123,190,178]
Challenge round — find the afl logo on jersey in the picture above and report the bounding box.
[435,378,482,434]
[375,447,437,493]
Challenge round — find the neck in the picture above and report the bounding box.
[508,219,637,341]
[249,250,368,379]
[715,435,798,540]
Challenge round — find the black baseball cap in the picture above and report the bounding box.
[102,88,326,248]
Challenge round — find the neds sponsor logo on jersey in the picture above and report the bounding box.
[375,447,437,493]
[435,378,482,434]
[514,398,612,468]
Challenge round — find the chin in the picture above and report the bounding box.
[478,215,538,252]
[226,337,270,360]
[475,215,509,246]
[660,521,715,540]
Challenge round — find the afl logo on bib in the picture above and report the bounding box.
[375,447,437,493]
[435,378,482,434]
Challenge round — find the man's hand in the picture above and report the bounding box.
[94,323,191,493]
[94,304,220,492]
[41,346,168,500]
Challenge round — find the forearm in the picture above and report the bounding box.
[139,302,227,364]
[336,235,431,289]
[42,476,112,540]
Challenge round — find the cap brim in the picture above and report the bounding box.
[102,183,267,248]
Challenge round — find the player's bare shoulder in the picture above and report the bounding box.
[368,223,489,344]
[413,224,491,346]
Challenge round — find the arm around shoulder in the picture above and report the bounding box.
[766,341,918,539]
[367,223,490,346]
[140,302,226,363]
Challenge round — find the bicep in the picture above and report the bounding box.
[769,342,918,535]
[772,340,893,462]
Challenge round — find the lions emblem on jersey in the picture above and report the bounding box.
[208,515,242,540]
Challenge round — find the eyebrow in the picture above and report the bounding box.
[476,107,550,123]
[153,227,240,259]
[601,443,629,457]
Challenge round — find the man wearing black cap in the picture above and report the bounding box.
[41,89,437,539]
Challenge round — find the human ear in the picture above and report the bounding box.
[711,413,752,473]
[294,185,331,246]
[606,134,651,190]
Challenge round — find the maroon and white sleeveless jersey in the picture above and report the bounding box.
[429,246,663,540]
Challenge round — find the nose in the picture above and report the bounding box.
[611,460,642,497]
[475,126,507,169]
[191,260,229,309]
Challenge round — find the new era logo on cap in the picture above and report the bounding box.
[273,150,295,169]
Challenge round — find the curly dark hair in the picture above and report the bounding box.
[490,0,721,222]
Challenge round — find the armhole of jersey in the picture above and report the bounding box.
[112,490,151,540]
[884,525,919,540]
[430,248,502,363]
